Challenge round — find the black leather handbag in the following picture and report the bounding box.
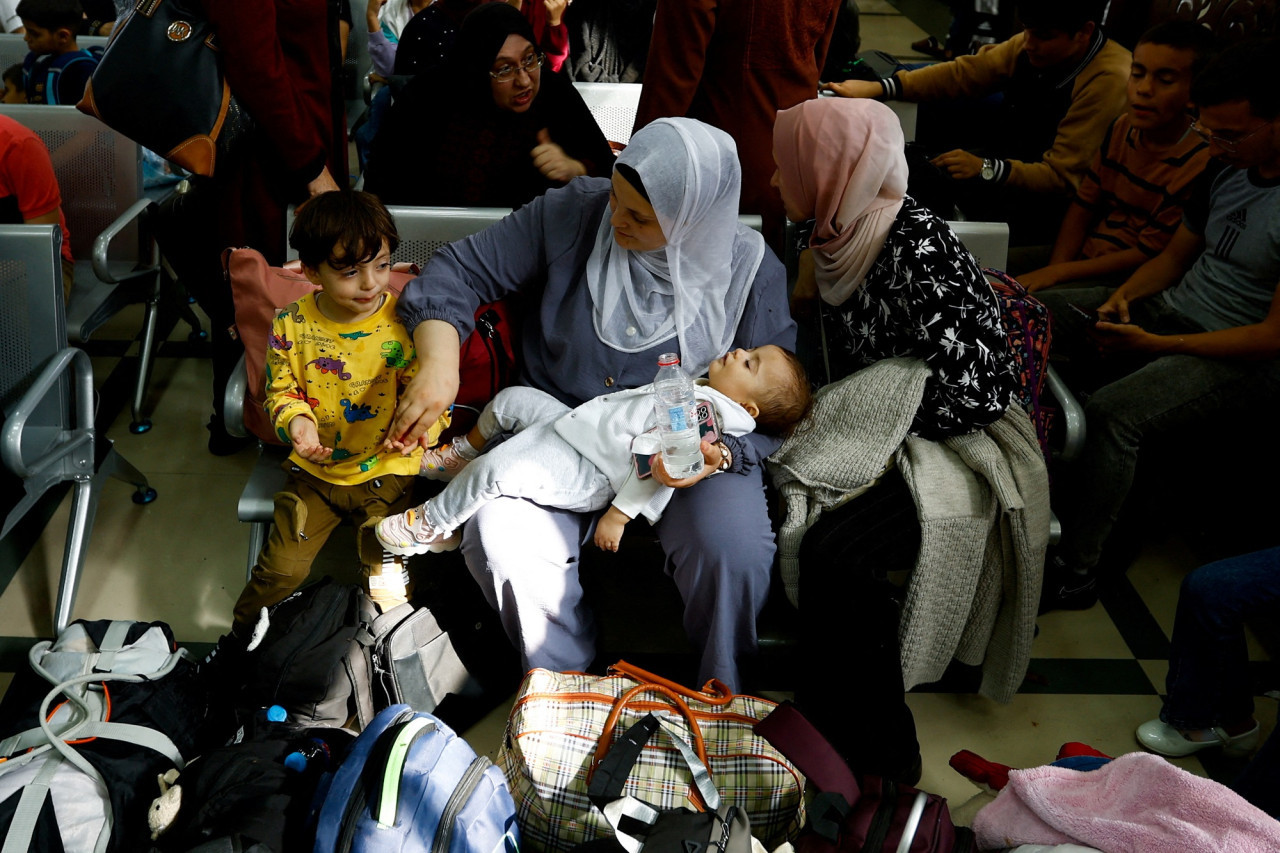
[76,0,252,177]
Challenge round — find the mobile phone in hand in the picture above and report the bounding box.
[1067,303,1096,323]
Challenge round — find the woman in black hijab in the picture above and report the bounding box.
[363,2,613,208]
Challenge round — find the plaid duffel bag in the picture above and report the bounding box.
[498,661,807,853]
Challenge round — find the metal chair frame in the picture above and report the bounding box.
[0,104,204,434]
[1,224,156,635]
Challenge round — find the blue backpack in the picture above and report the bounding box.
[312,704,520,853]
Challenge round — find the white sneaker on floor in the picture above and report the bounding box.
[375,508,461,556]
[1135,718,1260,757]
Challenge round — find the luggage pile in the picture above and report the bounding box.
[0,609,970,852]
[0,580,515,853]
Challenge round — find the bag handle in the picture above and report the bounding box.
[609,661,735,707]
[753,701,859,804]
[590,713,725,852]
[591,682,709,800]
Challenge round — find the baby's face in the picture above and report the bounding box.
[706,345,789,409]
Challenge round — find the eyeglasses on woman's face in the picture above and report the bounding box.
[490,51,544,83]
[1189,119,1268,153]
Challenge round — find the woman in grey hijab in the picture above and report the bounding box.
[387,117,796,691]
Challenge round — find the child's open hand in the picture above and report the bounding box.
[289,416,333,463]
[593,506,630,552]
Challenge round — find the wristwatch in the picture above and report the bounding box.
[980,158,997,181]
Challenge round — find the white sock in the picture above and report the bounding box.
[452,434,481,460]
[245,606,270,652]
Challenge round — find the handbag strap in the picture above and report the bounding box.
[609,660,735,706]
[753,701,859,804]
[590,714,722,814]
[592,683,709,793]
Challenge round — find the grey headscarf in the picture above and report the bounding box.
[585,117,765,378]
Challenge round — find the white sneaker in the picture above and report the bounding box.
[375,507,461,556]
[420,436,475,481]
[1135,718,1260,757]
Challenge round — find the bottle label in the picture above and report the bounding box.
[667,406,691,432]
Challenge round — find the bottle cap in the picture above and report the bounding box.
[657,352,679,366]
[266,705,287,723]
[283,751,308,773]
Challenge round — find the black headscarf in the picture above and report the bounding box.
[393,0,499,79]
[364,1,615,208]
[449,2,541,106]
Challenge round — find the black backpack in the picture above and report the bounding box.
[240,579,482,729]
[147,715,356,853]
[0,620,214,853]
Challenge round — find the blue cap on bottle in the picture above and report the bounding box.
[283,751,308,773]
[266,705,287,723]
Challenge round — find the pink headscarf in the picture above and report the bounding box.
[773,98,908,306]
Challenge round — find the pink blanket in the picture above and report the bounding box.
[972,751,1280,852]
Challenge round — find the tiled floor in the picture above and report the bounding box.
[2,0,1276,831]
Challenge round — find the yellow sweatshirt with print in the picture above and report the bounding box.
[264,291,444,484]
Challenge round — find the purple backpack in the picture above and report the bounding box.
[755,702,974,853]
[986,267,1053,461]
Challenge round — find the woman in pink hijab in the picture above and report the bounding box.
[772,97,1015,439]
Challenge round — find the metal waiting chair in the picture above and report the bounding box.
[0,104,205,434]
[0,224,156,635]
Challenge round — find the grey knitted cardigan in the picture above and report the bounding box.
[767,358,1049,703]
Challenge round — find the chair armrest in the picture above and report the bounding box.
[91,197,155,284]
[1,347,95,478]
[224,354,249,440]
[1045,364,1085,463]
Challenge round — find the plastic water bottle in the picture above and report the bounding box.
[652,353,704,479]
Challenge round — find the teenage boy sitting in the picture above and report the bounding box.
[823,0,1130,246]
[1020,21,1214,292]
[17,0,98,106]
[1037,39,1280,612]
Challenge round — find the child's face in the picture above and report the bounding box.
[1127,42,1197,134]
[706,345,789,418]
[304,239,393,324]
[0,80,23,104]
[22,22,64,56]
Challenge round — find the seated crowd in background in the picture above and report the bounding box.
[826,0,1131,247]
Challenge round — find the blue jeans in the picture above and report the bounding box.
[1161,546,1280,730]
[1039,287,1280,573]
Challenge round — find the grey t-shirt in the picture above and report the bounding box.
[1163,163,1280,330]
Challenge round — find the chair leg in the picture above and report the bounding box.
[98,441,158,503]
[54,477,96,636]
[165,261,206,342]
[129,277,161,435]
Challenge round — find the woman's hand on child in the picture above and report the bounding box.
[384,369,460,454]
[593,506,629,552]
[289,417,333,463]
